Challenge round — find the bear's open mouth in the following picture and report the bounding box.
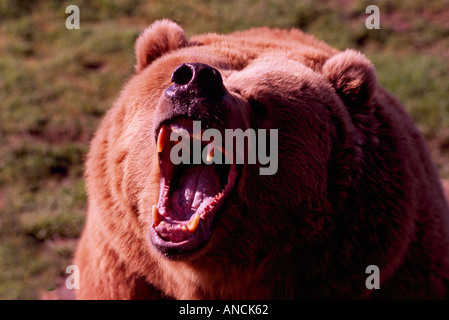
[149,118,238,258]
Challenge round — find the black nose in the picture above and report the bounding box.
[165,63,225,103]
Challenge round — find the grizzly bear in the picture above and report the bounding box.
[74,19,449,299]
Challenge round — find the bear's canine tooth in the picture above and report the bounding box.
[152,205,162,226]
[188,214,201,232]
[206,143,215,162]
[170,125,189,136]
[207,142,227,161]
[157,126,170,153]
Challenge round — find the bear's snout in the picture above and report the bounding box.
[167,63,225,103]
[158,62,229,128]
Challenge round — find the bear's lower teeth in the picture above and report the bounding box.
[152,205,201,233]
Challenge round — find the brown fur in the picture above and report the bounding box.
[74,20,449,299]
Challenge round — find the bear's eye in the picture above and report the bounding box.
[249,99,268,118]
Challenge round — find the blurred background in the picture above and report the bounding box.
[0,0,448,299]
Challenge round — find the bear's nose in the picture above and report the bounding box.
[165,63,225,103]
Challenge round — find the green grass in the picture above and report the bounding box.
[371,53,449,134]
[0,0,448,299]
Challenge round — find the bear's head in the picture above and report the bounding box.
[89,20,396,298]
[110,19,379,255]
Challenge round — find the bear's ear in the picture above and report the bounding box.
[322,49,377,114]
[134,19,187,73]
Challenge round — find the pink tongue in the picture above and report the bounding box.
[169,165,221,220]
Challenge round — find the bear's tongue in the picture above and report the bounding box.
[168,164,221,221]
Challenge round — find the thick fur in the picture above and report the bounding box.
[74,20,449,299]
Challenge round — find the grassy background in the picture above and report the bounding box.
[0,0,448,299]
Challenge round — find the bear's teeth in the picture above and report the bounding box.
[152,205,162,226]
[157,126,170,153]
[170,125,190,136]
[188,214,201,232]
[208,143,227,161]
[206,143,215,162]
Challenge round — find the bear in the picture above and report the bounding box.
[73,19,449,299]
